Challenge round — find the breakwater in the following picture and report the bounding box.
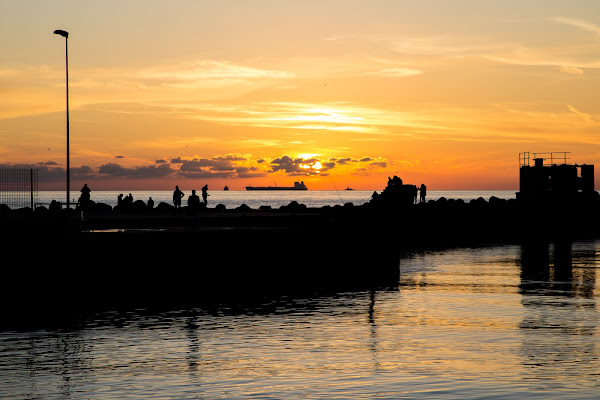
[3,191,600,329]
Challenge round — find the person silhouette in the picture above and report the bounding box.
[188,189,200,212]
[147,197,154,209]
[173,186,184,208]
[201,185,209,205]
[420,184,427,203]
[80,184,91,202]
[122,193,133,208]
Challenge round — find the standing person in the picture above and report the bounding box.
[147,197,154,209]
[173,186,184,208]
[80,184,91,202]
[188,189,200,211]
[201,185,209,205]
[419,184,427,203]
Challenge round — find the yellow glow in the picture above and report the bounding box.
[297,153,320,159]
[3,1,600,190]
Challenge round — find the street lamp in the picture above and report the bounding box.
[53,29,70,209]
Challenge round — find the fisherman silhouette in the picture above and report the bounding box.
[173,186,184,208]
[420,184,427,203]
[201,185,209,205]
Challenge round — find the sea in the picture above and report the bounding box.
[31,189,517,210]
[2,240,600,399]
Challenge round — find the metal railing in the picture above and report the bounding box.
[519,152,571,167]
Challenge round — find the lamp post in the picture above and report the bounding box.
[53,29,70,209]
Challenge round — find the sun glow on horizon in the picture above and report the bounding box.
[3,1,600,190]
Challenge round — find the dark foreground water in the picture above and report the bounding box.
[2,240,599,399]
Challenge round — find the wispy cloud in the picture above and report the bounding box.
[558,65,584,75]
[364,68,424,78]
[551,17,600,36]
[138,59,293,85]
[567,104,593,123]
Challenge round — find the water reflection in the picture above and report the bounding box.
[518,240,600,386]
[367,289,380,371]
[185,316,201,379]
[5,243,600,399]
[518,241,593,297]
[10,331,93,399]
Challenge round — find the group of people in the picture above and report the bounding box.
[77,184,209,211]
[117,193,155,209]
[418,183,427,203]
[379,175,427,205]
[173,185,209,209]
[408,183,428,204]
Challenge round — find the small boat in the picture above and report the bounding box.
[345,187,354,191]
[224,185,229,191]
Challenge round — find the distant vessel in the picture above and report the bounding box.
[224,185,229,191]
[345,187,354,191]
[246,181,308,191]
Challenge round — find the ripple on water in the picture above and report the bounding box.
[2,242,600,399]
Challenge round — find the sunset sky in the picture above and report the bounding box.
[2,1,600,190]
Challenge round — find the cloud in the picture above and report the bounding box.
[235,166,266,179]
[168,154,263,179]
[567,104,593,123]
[98,163,174,179]
[365,68,424,78]
[0,163,70,183]
[270,155,323,176]
[138,59,293,88]
[551,17,600,36]
[71,165,95,176]
[265,154,391,176]
[558,65,583,75]
[0,152,393,186]
[369,161,388,168]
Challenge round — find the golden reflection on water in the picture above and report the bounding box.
[3,242,600,399]
[397,242,600,392]
[517,241,600,388]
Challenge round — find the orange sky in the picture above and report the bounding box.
[2,1,600,191]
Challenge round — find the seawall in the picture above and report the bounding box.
[3,195,600,328]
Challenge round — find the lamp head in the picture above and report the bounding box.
[53,30,69,38]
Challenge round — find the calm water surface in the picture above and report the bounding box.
[2,240,599,399]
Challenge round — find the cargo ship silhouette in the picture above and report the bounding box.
[245,181,308,190]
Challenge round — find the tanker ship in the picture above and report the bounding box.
[245,181,308,191]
